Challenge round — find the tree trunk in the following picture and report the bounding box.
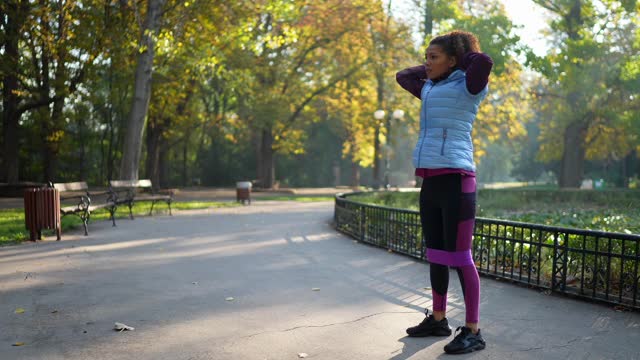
[78,116,88,181]
[559,121,587,188]
[1,1,29,183]
[145,117,162,186]
[159,145,168,188]
[622,150,635,188]
[424,0,434,43]
[258,128,275,188]
[350,160,360,189]
[182,136,189,186]
[120,0,166,180]
[43,96,65,182]
[156,144,170,188]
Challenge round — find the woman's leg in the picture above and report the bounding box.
[406,178,453,337]
[455,266,480,331]
[452,175,480,331]
[420,178,449,320]
[430,263,449,320]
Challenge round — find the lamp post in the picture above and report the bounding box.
[373,110,386,189]
[388,110,405,188]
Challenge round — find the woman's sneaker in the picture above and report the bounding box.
[406,310,452,337]
[443,326,486,354]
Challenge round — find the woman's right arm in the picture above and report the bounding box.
[396,65,427,99]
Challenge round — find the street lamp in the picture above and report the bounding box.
[372,110,386,189]
[389,109,405,189]
[393,109,405,121]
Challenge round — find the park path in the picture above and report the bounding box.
[1,201,639,359]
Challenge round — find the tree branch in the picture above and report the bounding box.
[274,58,371,144]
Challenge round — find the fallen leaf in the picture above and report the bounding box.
[225,297,235,301]
[192,282,199,285]
[312,288,320,291]
[114,322,135,331]
[298,353,308,358]
[388,249,393,253]
[51,310,58,314]
[12,342,25,347]
[15,308,25,314]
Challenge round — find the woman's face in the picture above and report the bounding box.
[424,44,456,80]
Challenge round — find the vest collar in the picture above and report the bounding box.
[427,69,465,85]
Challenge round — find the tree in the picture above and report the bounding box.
[119,0,167,181]
[530,0,639,187]
[1,0,30,183]
[1,0,104,183]
[226,0,377,188]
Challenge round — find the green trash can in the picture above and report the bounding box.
[594,179,605,190]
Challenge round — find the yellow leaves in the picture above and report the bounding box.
[15,308,25,314]
[585,121,634,161]
[473,63,531,162]
[46,130,65,143]
[621,56,640,81]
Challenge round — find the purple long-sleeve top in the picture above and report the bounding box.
[396,52,493,98]
[396,52,493,178]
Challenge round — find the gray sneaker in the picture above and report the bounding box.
[444,326,486,354]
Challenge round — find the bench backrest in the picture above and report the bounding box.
[53,181,89,192]
[110,179,153,189]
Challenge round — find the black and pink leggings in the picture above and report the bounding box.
[419,173,480,324]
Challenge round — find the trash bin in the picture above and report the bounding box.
[236,181,252,205]
[594,179,605,190]
[24,187,61,241]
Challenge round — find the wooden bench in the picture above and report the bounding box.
[109,179,174,219]
[53,181,117,236]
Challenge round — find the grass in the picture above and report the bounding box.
[0,201,237,246]
[0,195,337,246]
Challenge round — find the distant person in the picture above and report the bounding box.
[395,30,493,354]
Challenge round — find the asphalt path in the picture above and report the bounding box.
[1,201,639,359]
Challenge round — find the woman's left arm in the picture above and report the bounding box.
[462,52,494,95]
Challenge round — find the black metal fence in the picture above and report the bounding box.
[334,192,640,310]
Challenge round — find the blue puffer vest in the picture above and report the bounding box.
[413,69,488,172]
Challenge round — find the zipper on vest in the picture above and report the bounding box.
[440,128,448,155]
[418,85,434,165]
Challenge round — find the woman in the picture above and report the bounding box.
[396,30,493,354]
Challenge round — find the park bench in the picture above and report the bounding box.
[108,179,174,219]
[53,181,117,236]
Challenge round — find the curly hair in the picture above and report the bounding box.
[429,31,481,68]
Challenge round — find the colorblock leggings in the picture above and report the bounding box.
[419,173,480,323]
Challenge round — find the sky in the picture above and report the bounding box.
[499,0,553,55]
[390,0,554,56]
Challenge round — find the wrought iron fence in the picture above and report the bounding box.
[334,192,640,310]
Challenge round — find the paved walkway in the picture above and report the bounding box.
[1,201,639,359]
